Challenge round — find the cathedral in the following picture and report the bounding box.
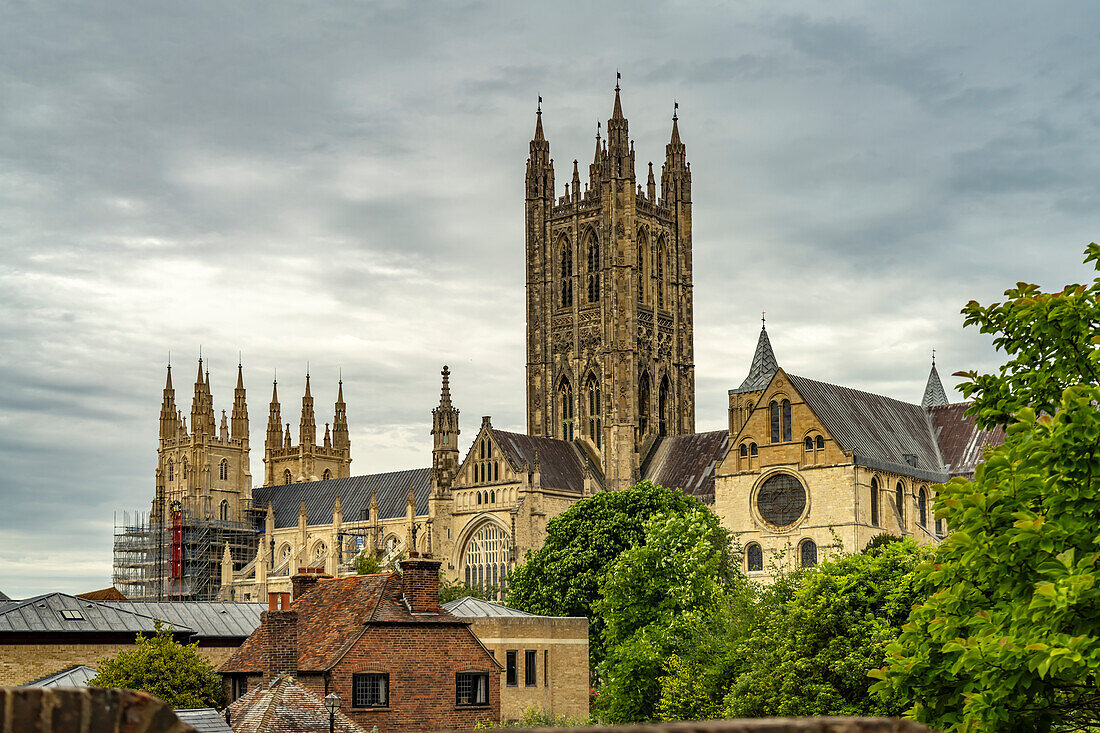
[116,85,1002,602]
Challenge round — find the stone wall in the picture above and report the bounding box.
[0,642,238,686]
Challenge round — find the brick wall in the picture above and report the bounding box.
[0,686,196,733]
[0,642,239,687]
[330,623,499,732]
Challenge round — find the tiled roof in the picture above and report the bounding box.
[928,402,1005,478]
[788,374,948,481]
[491,430,587,492]
[252,469,431,529]
[77,587,127,601]
[731,326,779,394]
[227,675,363,733]
[221,573,466,674]
[442,596,537,618]
[20,664,98,688]
[175,708,233,733]
[641,430,728,504]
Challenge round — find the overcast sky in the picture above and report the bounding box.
[2,1,1098,598]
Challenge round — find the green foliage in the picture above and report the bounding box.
[955,242,1100,429]
[873,245,1100,732]
[438,574,497,603]
[862,533,904,554]
[353,551,381,575]
[505,481,702,668]
[88,619,224,709]
[594,504,742,723]
[724,538,926,718]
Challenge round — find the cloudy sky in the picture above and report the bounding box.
[2,1,1098,598]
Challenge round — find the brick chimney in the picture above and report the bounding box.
[261,592,297,682]
[291,568,330,600]
[400,557,442,613]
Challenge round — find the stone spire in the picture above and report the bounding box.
[284,423,292,450]
[921,355,949,408]
[662,103,689,203]
[231,361,248,444]
[265,379,282,452]
[647,161,656,200]
[323,423,331,449]
[606,76,632,177]
[332,378,350,452]
[736,320,779,392]
[299,374,316,447]
[571,159,581,202]
[220,409,229,442]
[526,96,552,201]
[159,364,178,441]
[191,358,207,439]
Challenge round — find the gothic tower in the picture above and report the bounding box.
[263,373,353,485]
[525,84,696,489]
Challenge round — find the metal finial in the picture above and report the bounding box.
[537,95,542,114]
[673,100,678,121]
[339,367,342,384]
[761,311,766,328]
[615,70,621,91]
[596,120,601,140]
[168,350,171,368]
[238,350,242,368]
[932,348,936,366]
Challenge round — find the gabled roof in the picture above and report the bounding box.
[641,430,728,504]
[491,430,588,492]
[99,601,264,638]
[221,573,466,674]
[921,362,949,408]
[77,587,127,601]
[928,402,1005,478]
[788,374,948,481]
[442,596,537,618]
[731,326,779,394]
[173,708,233,733]
[252,469,430,529]
[227,675,363,733]
[20,664,98,688]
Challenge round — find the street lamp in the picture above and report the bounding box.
[324,692,340,733]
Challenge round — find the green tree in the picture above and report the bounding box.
[506,481,702,668]
[89,619,225,709]
[353,551,381,575]
[872,245,1100,732]
[438,575,497,603]
[724,538,925,718]
[595,504,741,723]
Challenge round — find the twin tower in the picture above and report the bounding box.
[525,84,697,489]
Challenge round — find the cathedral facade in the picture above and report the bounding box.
[121,85,1003,602]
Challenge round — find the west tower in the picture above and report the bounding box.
[525,85,696,490]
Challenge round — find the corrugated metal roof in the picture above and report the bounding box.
[928,402,1005,478]
[491,430,586,492]
[20,664,98,687]
[641,430,728,504]
[442,596,537,618]
[100,601,265,638]
[789,374,945,476]
[252,469,431,529]
[175,708,233,733]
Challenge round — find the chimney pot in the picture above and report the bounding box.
[399,557,442,613]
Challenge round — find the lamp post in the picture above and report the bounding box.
[324,692,340,733]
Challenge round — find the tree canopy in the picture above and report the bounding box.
[89,619,225,709]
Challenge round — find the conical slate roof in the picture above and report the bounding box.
[734,326,779,393]
[921,362,949,408]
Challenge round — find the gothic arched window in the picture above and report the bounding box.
[219,500,229,522]
[658,376,671,436]
[895,481,905,528]
[638,372,651,436]
[800,539,818,568]
[918,487,928,527]
[637,232,648,304]
[586,235,600,303]
[219,458,229,481]
[560,240,573,308]
[782,400,792,442]
[586,375,602,450]
[182,458,189,479]
[283,469,292,485]
[323,469,331,481]
[558,378,574,441]
[769,401,780,443]
[746,543,763,572]
[462,522,510,601]
[167,460,174,482]
[656,241,666,309]
[870,477,880,527]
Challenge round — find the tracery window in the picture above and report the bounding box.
[800,539,818,568]
[637,233,648,304]
[918,487,927,527]
[586,235,600,303]
[656,242,666,309]
[560,240,573,308]
[167,460,174,482]
[558,379,574,441]
[283,469,292,485]
[586,375,602,450]
[756,473,807,528]
[746,543,763,572]
[323,469,331,481]
[219,500,229,522]
[638,372,650,436]
[462,522,510,601]
[895,481,905,528]
[219,459,229,481]
[658,376,671,436]
[182,458,189,479]
[870,477,880,527]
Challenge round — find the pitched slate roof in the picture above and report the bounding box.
[491,430,587,492]
[921,362,949,408]
[20,664,98,688]
[227,675,363,733]
[442,596,537,618]
[252,469,430,529]
[174,709,233,733]
[788,374,949,481]
[928,402,1006,478]
[731,326,779,394]
[641,430,728,504]
[221,573,467,674]
[99,601,264,638]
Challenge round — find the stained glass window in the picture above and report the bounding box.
[756,473,806,527]
[463,523,509,601]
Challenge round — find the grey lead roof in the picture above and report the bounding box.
[0,592,264,638]
[442,596,539,618]
[175,709,233,733]
[252,468,431,529]
[921,362,949,408]
[20,664,98,687]
[731,326,779,394]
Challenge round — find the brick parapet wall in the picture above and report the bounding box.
[0,686,196,733]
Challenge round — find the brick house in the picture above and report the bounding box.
[220,558,501,731]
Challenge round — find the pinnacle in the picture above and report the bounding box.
[612,85,624,120]
[271,379,279,404]
[921,360,949,408]
[533,107,545,142]
[736,323,779,393]
[236,363,244,390]
[196,358,204,385]
[165,364,173,391]
[670,115,682,145]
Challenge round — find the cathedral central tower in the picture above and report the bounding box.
[525,85,696,490]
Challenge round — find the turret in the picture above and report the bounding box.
[219,409,229,442]
[431,365,461,491]
[606,78,634,179]
[589,123,604,190]
[284,423,292,450]
[265,379,282,452]
[231,362,248,444]
[191,359,207,439]
[323,423,331,449]
[332,379,350,451]
[159,364,178,441]
[299,374,316,447]
[647,162,656,201]
[661,106,690,204]
[525,98,553,201]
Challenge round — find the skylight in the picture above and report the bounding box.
[59,609,84,620]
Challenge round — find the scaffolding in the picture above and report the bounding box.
[113,501,260,602]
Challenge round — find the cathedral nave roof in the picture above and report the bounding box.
[253,468,431,529]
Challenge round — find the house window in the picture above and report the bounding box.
[800,540,818,568]
[283,469,292,485]
[352,673,388,708]
[740,443,748,458]
[815,435,824,450]
[936,517,944,535]
[544,650,549,687]
[457,672,489,706]
[506,650,517,686]
[746,543,763,572]
[870,477,880,527]
[525,650,537,686]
